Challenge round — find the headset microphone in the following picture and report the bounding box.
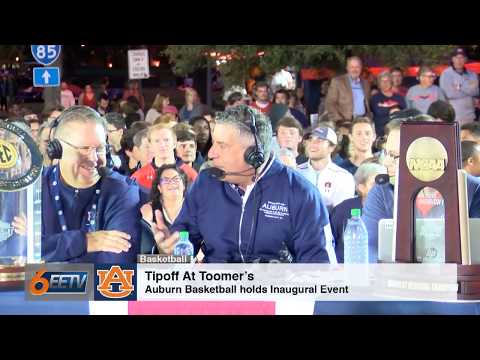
[205,167,254,180]
[375,174,390,185]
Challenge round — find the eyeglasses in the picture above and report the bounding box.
[107,128,122,134]
[421,74,437,79]
[59,138,108,156]
[380,149,400,161]
[159,176,182,185]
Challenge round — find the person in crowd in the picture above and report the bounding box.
[179,87,205,122]
[41,105,64,126]
[78,84,97,109]
[175,128,204,172]
[440,47,479,125]
[225,92,246,110]
[60,81,76,110]
[273,89,309,128]
[146,93,170,124]
[97,93,111,116]
[140,164,188,233]
[274,116,307,165]
[427,100,456,123]
[105,112,126,172]
[25,113,42,141]
[131,124,197,190]
[120,125,153,176]
[249,82,272,114]
[190,116,213,160]
[153,113,178,128]
[370,71,407,137]
[461,122,480,143]
[462,141,480,177]
[318,79,331,116]
[326,56,372,123]
[122,80,145,111]
[330,161,387,262]
[334,117,376,175]
[391,67,408,97]
[298,126,355,213]
[406,66,446,114]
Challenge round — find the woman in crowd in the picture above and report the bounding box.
[190,116,213,159]
[370,71,406,138]
[140,164,188,230]
[78,84,97,109]
[179,88,205,122]
[330,161,387,263]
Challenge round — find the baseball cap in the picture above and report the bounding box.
[311,126,338,145]
[452,47,467,57]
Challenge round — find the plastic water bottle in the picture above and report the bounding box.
[343,209,369,264]
[173,231,194,258]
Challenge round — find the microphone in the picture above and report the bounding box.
[375,174,390,186]
[205,167,254,180]
[97,165,113,177]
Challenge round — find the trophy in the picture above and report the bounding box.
[393,121,480,300]
[0,121,43,290]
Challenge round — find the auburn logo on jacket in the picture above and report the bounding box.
[96,266,135,299]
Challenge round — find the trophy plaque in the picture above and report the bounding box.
[0,121,43,290]
[394,121,480,300]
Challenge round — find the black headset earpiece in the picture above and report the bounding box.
[244,108,265,169]
[46,116,63,160]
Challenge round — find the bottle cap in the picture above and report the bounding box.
[179,231,189,242]
[351,209,361,217]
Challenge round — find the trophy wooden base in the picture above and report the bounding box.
[0,266,25,291]
[458,265,480,301]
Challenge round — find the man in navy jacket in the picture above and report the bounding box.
[153,105,335,263]
[41,106,141,263]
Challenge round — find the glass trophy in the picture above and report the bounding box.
[414,187,445,263]
[0,121,43,289]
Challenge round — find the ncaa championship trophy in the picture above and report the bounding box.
[381,121,480,300]
[0,121,43,290]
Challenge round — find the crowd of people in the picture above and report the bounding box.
[2,47,480,267]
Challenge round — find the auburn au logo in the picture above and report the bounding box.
[96,266,135,299]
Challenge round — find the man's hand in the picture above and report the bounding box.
[86,231,132,253]
[12,213,27,236]
[152,210,179,255]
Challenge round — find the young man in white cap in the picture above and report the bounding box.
[297,126,355,212]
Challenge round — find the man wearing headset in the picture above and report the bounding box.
[42,106,141,263]
[153,104,336,263]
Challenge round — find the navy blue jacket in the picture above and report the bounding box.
[362,175,480,263]
[42,167,142,263]
[171,157,333,263]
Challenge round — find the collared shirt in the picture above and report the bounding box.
[297,160,355,212]
[349,76,366,117]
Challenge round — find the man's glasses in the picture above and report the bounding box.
[159,176,182,185]
[421,74,437,79]
[59,138,108,156]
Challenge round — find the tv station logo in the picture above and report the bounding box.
[25,264,94,301]
[94,265,137,301]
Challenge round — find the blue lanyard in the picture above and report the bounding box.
[50,166,102,233]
